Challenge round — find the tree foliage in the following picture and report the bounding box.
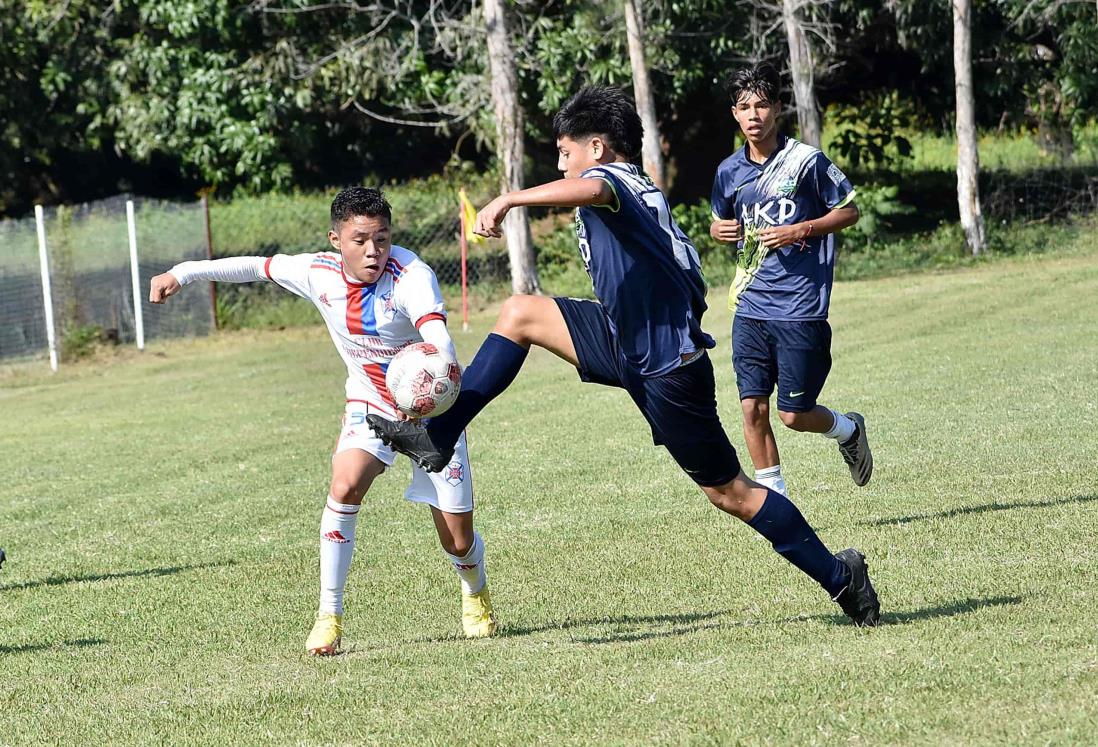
[2,0,1096,215]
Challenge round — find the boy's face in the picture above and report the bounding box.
[328,214,391,284]
[556,135,606,179]
[732,90,780,144]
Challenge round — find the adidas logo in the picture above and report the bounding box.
[322,530,350,544]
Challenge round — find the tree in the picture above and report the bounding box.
[623,0,665,188]
[483,0,539,294]
[952,0,986,256]
[781,0,823,147]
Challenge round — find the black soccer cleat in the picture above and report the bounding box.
[366,414,453,473]
[838,412,873,487]
[833,548,880,627]
[0,548,5,573]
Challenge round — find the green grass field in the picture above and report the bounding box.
[3,248,1098,745]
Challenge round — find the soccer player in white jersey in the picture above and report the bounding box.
[148,187,496,655]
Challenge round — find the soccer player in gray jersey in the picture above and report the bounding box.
[372,86,880,627]
[710,63,872,497]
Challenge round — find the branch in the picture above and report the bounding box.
[352,100,469,128]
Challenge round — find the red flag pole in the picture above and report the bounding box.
[459,198,469,332]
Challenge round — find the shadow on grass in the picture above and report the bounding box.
[504,609,732,641]
[0,638,107,655]
[801,594,1024,629]
[435,595,1023,646]
[864,494,1098,527]
[0,561,234,593]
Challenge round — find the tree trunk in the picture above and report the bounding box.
[623,0,665,190]
[952,0,986,256]
[782,0,821,147]
[483,0,540,294]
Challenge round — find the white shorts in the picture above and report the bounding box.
[335,402,474,513]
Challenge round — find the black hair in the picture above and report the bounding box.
[552,86,643,159]
[726,62,782,106]
[330,186,392,230]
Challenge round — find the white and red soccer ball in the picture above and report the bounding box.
[386,342,461,418]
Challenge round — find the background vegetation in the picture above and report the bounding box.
[4,0,1096,213]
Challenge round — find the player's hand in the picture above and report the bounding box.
[473,195,511,239]
[758,223,810,250]
[710,219,742,244]
[149,273,181,304]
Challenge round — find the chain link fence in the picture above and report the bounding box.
[0,186,509,366]
[0,196,214,365]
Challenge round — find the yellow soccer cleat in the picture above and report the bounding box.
[305,612,343,656]
[461,587,498,639]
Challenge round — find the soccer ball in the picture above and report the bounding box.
[386,342,461,418]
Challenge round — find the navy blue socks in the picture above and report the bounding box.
[748,490,850,597]
[427,333,529,448]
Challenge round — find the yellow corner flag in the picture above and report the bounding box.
[458,188,485,244]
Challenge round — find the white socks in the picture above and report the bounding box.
[755,464,788,496]
[447,531,487,595]
[823,409,857,442]
[319,496,360,615]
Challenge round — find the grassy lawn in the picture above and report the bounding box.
[2,246,1098,744]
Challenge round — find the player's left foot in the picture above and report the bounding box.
[366,414,453,472]
[838,412,873,487]
[833,548,880,627]
[462,587,498,638]
[305,612,344,656]
[0,547,5,572]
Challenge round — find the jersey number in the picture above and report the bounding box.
[640,191,701,270]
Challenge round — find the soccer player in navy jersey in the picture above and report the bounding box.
[710,63,872,498]
[371,86,879,625]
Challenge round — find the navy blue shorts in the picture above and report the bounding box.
[555,297,741,487]
[731,316,832,413]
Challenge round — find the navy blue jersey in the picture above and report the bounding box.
[575,162,715,377]
[711,136,856,320]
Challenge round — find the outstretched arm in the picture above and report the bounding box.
[474,178,614,238]
[149,256,268,304]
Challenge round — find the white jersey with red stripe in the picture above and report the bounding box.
[262,245,446,417]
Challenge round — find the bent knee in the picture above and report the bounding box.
[494,295,540,341]
[741,399,770,426]
[329,477,366,504]
[777,409,811,430]
[440,536,472,557]
[702,484,756,521]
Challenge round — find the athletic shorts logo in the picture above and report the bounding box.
[444,462,464,486]
[789,391,805,398]
[319,293,332,307]
[323,530,350,544]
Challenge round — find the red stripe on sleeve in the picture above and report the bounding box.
[414,312,447,329]
[263,256,274,280]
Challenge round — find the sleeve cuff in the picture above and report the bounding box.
[414,312,447,329]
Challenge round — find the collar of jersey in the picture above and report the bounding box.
[741,134,788,172]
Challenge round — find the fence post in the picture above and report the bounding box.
[126,200,145,350]
[34,205,59,372]
[201,195,218,329]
